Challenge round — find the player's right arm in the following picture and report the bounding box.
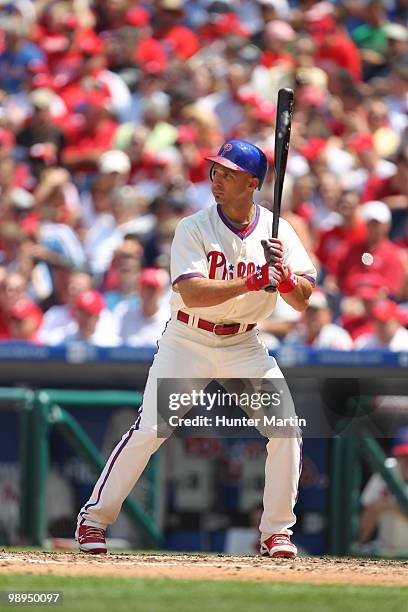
[176,277,248,308]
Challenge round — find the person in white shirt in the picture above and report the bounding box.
[284,289,353,350]
[85,184,149,279]
[80,150,131,230]
[37,271,118,345]
[114,268,170,346]
[359,427,408,556]
[64,290,120,347]
[343,132,396,194]
[355,299,408,351]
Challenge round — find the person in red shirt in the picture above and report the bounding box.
[199,10,250,45]
[339,273,388,341]
[154,0,200,61]
[125,7,168,76]
[8,299,43,342]
[57,34,111,113]
[309,16,362,81]
[368,145,408,241]
[260,20,297,69]
[317,190,367,277]
[336,200,406,298]
[61,94,118,171]
[123,125,156,184]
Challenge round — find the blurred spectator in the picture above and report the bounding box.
[384,64,408,139]
[62,289,120,346]
[0,270,29,338]
[351,1,388,81]
[284,289,353,349]
[336,201,406,298]
[359,427,408,556]
[84,184,148,279]
[154,0,200,61]
[37,271,118,345]
[7,298,43,342]
[16,89,65,155]
[365,98,400,159]
[344,132,396,201]
[310,14,362,81]
[198,62,253,138]
[316,190,367,283]
[0,271,28,313]
[339,273,388,341]
[61,96,118,171]
[37,270,92,344]
[309,171,342,230]
[259,20,296,69]
[0,17,45,94]
[120,125,154,183]
[0,153,31,217]
[103,241,142,311]
[369,144,408,241]
[114,268,170,346]
[80,149,131,229]
[288,174,316,223]
[382,24,408,77]
[33,166,81,227]
[355,299,408,351]
[0,222,26,269]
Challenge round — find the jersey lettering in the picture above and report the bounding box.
[208,250,259,280]
[207,250,228,279]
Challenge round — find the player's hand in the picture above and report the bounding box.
[245,263,283,292]
[261,238,284,266]
[275,263,299,293]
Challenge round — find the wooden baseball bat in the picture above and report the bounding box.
[271,88,294,239]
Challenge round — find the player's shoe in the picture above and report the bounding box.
[260,534,297,559]
[76,524,107,554]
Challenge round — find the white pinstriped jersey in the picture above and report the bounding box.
[170,204,316,324]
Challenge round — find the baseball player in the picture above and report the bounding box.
[76,140,316,558]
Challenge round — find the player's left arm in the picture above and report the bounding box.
[278,270,313,311]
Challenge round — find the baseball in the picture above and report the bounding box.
[361,252,374,266]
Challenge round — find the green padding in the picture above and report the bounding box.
[38,389,143,407]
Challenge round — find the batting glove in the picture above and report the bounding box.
[276,263,299,293]
[261,238,284,266]
[246,263,283,292]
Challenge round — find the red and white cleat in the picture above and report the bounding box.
[76,524,107,554]
[260,534,297,559]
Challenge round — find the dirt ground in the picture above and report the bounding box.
[0,551,407,586]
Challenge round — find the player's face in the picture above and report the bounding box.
[211,164,256,205]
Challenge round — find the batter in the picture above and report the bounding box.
[76,140,316,558]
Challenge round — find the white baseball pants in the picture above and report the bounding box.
[77,318,302,541]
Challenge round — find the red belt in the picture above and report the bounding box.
[177,310,256,336]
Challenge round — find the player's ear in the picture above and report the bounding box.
[248,176,258,191]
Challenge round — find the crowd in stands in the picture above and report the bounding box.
[0,0,407,350]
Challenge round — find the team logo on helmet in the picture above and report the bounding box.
[221,143,233,155]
